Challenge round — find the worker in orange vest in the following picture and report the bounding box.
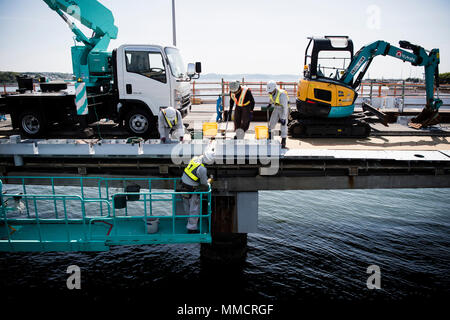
[229,81,255,139]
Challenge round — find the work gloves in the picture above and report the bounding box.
[280,119,286,126]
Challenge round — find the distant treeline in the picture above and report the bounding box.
[0,71,20,84]
[0,71,73,84]
[439,72,450,84]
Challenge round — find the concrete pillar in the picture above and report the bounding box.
[200,194,248,265]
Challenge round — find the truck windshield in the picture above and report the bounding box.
[165,47,186,78]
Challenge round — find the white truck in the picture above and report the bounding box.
[0,0,200,138]
[111,44,200,136]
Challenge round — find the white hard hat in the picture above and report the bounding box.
[164,107,176,121]
[202,149,215,165]
[229,81,240,93]
[266,80,277,94]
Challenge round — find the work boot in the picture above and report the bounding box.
[281,138,286,149]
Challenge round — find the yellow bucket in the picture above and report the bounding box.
[255,125,269,140]
[202,122,218,137]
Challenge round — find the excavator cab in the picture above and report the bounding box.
[304,36,354,82]
[297,36,358,119]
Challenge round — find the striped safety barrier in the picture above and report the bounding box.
[75,82,88,115]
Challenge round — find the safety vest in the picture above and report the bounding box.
[231,86,250,107]
[184,157,204,182]
[269,89,289,106]
[162,109,178,128]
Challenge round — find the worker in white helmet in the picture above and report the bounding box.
[266,80,289,148]
[229,81,255,139]
[180,149,214,233]
[158,107,184,143]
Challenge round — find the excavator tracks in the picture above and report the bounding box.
[288,118,371,138]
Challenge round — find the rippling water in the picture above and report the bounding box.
[1,188,449,310]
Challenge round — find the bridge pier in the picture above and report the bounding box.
[200,193,251,265]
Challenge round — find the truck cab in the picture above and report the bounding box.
[114,45,199,136]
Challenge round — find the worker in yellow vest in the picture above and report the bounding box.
[229,81,255,139]
[158,107,184,143]
[181,149,214,233]
[266,80,289,148]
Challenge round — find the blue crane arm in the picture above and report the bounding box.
[42,0,119,87]
[341,40,441,112]
[43,0,118,50]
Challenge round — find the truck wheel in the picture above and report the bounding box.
[19,110,46,137]
[125,108,155,137]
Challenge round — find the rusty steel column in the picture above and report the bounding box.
[200,193,248,265]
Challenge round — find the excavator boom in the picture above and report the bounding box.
[341,40,441,127]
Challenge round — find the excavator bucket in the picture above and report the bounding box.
[408,107,440,129]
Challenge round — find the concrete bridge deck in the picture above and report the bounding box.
[0,104,449,191]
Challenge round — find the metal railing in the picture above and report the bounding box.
[0,176,212,251]
[190,80,450,105]
[3,80,449,108]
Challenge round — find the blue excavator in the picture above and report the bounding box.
[289,36,441,138]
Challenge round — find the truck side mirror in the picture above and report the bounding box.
[187,63,201,80]
[195,62,202,74]
[187,63,196,77]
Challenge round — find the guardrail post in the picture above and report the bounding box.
[221,78,225,119]
[0,180,13,251]
[199,193,203,234]
[32,196,44,250]
[401,80,405,112]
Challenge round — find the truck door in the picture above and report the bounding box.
[120,47,171,115]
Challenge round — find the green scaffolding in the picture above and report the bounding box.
[0,176,212,252]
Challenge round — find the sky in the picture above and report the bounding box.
[0,0,449,79]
